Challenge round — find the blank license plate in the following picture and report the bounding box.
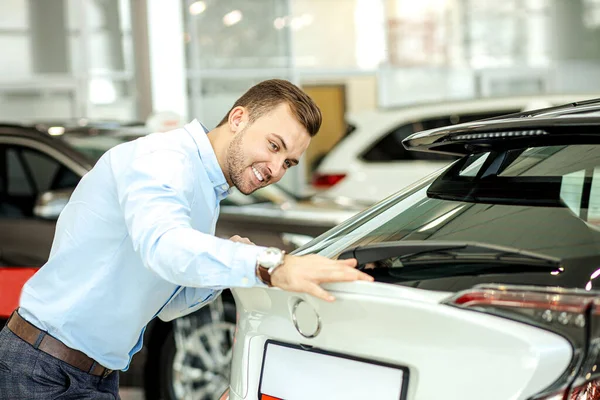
[258,340,408,400]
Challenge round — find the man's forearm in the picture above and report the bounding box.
[157,287,222,321]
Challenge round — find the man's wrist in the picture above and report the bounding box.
[255,247,285,286]
[256,262,272,286]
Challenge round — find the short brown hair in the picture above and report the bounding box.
[217,79,322,137]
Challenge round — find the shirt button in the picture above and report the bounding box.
[242,277,249,285]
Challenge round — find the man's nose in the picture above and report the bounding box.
[269,160,285,181]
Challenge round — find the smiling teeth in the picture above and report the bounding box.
[252,166,264,182]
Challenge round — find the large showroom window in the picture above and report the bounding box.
[182,0,387,127]
[0,0,137,122]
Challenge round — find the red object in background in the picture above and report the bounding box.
[217,388,230,400]
[0,267,37,318]
[570,380,600,399]
[311,173,346,188]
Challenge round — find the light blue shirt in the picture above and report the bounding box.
[19,120,267,370]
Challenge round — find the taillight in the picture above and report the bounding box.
[444,284,600,400]
[564,298,600,400]
[217,388,229,400]
[311,173,346,188]
[536,377,600,399]
[571,380,600,399]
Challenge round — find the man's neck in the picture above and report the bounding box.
[207,125,233,186]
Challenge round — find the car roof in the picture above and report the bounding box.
[0,123,95,169]
[403,98,600,155]
[332,94,600,161]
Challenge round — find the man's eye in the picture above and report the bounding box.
[284,160,292,168]
[269,142,279,151]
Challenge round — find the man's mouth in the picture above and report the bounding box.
[252,165,264,182]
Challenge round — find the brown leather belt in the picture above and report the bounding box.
[7,311,113,378]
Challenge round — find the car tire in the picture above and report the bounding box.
[158,299,237,400]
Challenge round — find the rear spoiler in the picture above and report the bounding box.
[402,98,600,156]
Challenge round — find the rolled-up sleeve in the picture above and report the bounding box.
[157,287,220,321]
[113,149,267,289]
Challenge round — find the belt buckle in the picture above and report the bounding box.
[102,368,113,378]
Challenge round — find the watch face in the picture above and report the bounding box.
[259,247,283,269]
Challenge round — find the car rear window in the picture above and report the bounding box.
[295,143,600,291]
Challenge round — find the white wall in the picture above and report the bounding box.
[0,92,74,122]
[291,0,386,70]
[292,0,358,68]
[0,0,32,78]
[0,0,137,121]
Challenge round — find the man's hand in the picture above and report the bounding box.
[229,235,255,245]
[270,254,374,302]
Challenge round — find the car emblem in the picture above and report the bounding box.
[291,298,322,338]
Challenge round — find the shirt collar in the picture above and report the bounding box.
[184,119,232,200]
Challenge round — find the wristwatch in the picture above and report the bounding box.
[255,247,285,287]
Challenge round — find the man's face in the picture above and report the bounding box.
[226,102,311,195]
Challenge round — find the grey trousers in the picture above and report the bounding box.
[0,326,120,399]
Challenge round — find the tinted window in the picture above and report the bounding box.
[7,148,34,196]
[296,144,600,291]
[19,147,79,192]
[0,145,80,217]
[21,150,60,192]
[361,111,519,162]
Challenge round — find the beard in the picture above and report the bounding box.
[226,127,256,194]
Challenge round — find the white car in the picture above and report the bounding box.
[313,94,600,205]
[225,99,600,400]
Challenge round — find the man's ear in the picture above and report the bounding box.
[228,106,247,133]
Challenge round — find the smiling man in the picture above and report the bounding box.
[0,79,373,399]
[213,94,312,195]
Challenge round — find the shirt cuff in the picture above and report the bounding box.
[229,243,270,287]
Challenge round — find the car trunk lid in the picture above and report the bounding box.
[230,281,572,400]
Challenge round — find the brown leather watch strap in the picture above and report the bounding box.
[256,264,273,286]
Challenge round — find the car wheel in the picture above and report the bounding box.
[159,298,237,400]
